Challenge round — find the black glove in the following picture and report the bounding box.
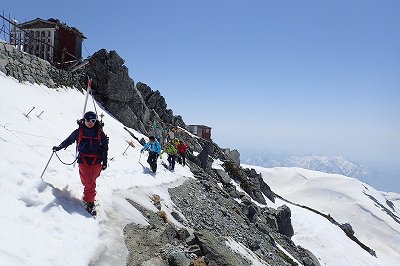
[52,146,61,152]
[102,162,107,170]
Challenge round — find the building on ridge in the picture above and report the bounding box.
[9,18,86,68]
[187,125,212,140]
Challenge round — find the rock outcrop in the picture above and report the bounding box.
[1,43,320,266]
[0,41,81,89]
[84,49,150,134]
[75,49,185,136]
[137,82,185,128]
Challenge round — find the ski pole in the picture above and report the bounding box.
[40,151,55,179]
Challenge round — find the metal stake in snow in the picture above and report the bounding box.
[123,140,136,155]
[25,106,35,117]
[36,111,44,118]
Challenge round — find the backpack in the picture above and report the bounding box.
[76,119,107,165]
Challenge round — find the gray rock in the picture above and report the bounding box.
[224,148,241,166]
[194,230,250,266]
[215,169,231,185]
[141,257,167,266]
[168,252,191,266]
[275,205,294,238]
[197,141,214,172]
[171,211,185,223]
[2,42,320,266]
[187,244,202,256]
[84,49,152,135]
[161,224,179,244]
[177,228,190,241]
[137,82,185,128]
[0,43,80,89]
[341,223,354,236]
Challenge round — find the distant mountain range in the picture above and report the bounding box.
[240,151,398,193]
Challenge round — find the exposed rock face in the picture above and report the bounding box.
[341,223,355,236]
[275,205,294,238]
[124,198,250,266]
[214,169,231,185]
[223,161,275,204]
[224,148,241,166]
[168,179,319,266]
[2,44,320,266]
[194,230,248,266]
[244,168,275,203]
[137,82,185,128]
[197,141,214,173]
[84,49,150,134]
[82,50,186,136]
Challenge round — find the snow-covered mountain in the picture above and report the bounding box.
[1,52,400,265]
[242,164,400,266]
[241,151,397,193]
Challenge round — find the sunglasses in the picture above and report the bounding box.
[85,119,97,123]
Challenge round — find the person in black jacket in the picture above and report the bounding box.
[53,111,108,215]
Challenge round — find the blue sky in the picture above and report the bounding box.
[2,1,399,172]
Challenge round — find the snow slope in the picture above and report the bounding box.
[243,164,400,266]
[1,71,399,266]
[0,73,196,265]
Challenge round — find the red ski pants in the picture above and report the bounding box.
[78,163,102,203]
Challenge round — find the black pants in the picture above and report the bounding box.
[168,154,177,170]
[178,152,186,166]
[147,151,158,172]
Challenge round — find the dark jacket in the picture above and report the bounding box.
[58,122,108,165]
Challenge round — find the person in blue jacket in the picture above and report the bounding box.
[141,136,161,173]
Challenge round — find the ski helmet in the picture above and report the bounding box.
[84,111,97,120]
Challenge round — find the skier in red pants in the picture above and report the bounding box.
[53,111,108,216]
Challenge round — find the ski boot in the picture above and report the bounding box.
[84,201,97,216]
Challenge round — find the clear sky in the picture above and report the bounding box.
[2,1,399,172]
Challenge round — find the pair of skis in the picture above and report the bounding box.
[80,78,98,218]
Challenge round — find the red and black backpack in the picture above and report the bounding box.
[76,119,105,165]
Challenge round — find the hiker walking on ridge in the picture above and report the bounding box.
[176,140,189,166]
[52,111,108,216]
[161,141,178,171]
[141,136,161,173]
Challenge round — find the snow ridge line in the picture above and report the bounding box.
[363,192,400,225]
[274,193,377,257]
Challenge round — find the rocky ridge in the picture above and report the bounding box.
[0,44,320,265]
